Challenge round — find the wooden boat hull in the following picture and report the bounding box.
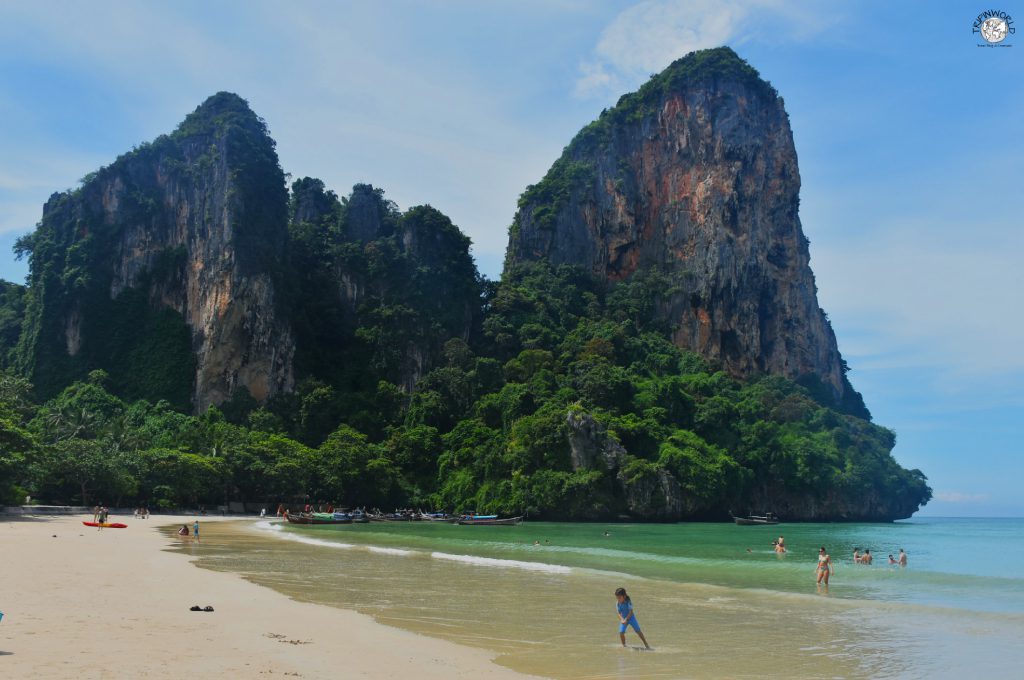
[732,516,780,526]
[285,513,352,525]
[457,516,523,526]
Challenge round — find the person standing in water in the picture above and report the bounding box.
[816,547,833,585]
[614,587,651,650]
[898,549,907,566]
[192,519,200,543]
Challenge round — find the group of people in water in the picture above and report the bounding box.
[851,547,908,566]
[815,545,909,584]
[613,537,911,649]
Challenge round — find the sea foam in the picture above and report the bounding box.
[368,546,414,556]
[254,521,354,549]
[431,551,572,574]
[252,521,570,572]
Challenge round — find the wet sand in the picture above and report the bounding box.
[0,514,538,679]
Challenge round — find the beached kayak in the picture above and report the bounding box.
[82,521,128,528]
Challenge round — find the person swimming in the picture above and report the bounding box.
[614,587,651,650]
[816,547,833,585]
[888,554,897,565]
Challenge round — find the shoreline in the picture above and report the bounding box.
[1,514,540,679]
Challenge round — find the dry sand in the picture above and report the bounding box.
[1,514,538,679]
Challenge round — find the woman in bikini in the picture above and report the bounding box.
[816,546,833,585]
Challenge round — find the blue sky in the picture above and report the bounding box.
[0,1,1020,516]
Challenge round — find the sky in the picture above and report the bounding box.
[0,1,1020,516]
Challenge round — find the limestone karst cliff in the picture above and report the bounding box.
[0,68,931,521]
[15,92,294,411]
[506,47,866,416]
[286,178,482,398]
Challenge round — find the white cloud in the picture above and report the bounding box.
[934,491,990,504]
[813,225,1024,384]
[0,150,119,235]
[0,2,574,275]
[575,0,834,97]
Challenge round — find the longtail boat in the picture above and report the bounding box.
[285,512,352,525]
[731,512,780,526]
[456,515,523,526]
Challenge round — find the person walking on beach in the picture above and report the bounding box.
[816,547,833,585]
[614,587,651,650]
[192,519,200,543]
[898,549,907,566]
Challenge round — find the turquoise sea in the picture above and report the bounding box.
[171,517,1024,679]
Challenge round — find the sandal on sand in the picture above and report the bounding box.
[189,606,202,611]
[203,606,214,612]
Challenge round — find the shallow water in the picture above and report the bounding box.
[168,518,1024,679]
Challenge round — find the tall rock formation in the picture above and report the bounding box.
[507,48,861,411]
[15,92,294,411]
[287,179,481,394]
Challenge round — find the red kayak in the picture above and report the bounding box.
[82,521,128,528]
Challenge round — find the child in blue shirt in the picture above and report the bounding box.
[615,587,651,649]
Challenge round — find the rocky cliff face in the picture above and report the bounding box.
[17,92,294,411]
[287,179,481,393]
[507,48,854,407]
[566,409,685,520]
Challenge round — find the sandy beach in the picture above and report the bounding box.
[0,514,537,680]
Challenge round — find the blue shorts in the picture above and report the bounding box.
[619,617,641,634]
